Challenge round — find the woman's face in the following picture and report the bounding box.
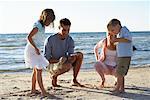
[107,33,116,45]
[108,24,121,35]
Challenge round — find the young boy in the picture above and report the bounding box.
[107,19,132,93]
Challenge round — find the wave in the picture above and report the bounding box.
[136,49,150,51]
[0,67,32,73]
[131,64,150,68]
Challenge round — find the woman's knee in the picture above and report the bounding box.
[94,62,103,70]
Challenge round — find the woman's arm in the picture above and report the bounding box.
[94,40,103,61]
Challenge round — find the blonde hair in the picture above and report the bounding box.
[40,8,55,27]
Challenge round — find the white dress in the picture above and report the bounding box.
[24,21,49,69]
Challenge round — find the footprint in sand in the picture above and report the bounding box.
[59,79,70,83]
[13,86,20,90]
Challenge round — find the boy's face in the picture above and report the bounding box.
[59,24,70,39]
[108,24,121,35]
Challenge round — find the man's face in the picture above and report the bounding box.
[108,24,120,35]
[59,24,70,38]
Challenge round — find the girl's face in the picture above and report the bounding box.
[108,24,121,35]
[44,15,54,26]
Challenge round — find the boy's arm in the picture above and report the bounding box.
[113,37,131,43]
[113,27,132,43]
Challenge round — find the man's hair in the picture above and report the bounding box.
[60,18,71,26]
[107,19,121,29]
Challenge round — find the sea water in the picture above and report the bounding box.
[0,32,150,71]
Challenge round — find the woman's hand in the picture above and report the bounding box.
[98,55,105,62]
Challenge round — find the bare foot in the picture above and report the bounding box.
[72,80,84,87]
[41,92,50,97]
[100,81,105,88]
[119,89,125,93]
[111,89,121,94]
[31,90,41,94]
[100,84,104,88]
[52,76,59,87]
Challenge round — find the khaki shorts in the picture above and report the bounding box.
[116,57,131,76]
[46,57,68,76]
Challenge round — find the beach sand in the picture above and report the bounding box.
[0,67,150,100]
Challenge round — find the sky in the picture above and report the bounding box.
[0,0,150,33]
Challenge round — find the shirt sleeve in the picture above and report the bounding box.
[44,37,52,60]
[122,27,132,41]
[33,22,42,31]
[68,37,75,55]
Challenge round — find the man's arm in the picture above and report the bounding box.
[48,58,59,64]
[67,37,75,56]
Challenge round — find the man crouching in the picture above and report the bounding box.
[44,18,83,87]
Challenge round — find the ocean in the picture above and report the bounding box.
[0,32,150,71]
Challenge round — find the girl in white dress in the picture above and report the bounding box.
[24,8,55,96]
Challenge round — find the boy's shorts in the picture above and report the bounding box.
[116,57,131,76]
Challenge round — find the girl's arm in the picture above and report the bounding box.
[27,27,40,55]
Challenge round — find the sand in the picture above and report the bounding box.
[0,67,150,100]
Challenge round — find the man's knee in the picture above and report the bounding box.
[94,62,102,70]
[76,52,83,59]
[62,63,72,72]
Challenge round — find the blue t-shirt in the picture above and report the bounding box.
[44,33,74,60]
[116,26,133,57]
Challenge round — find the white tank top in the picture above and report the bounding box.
[104,49,117,66]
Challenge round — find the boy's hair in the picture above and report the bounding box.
[40,8,55,26]
[60,18,71,26]
[107,19,121,29]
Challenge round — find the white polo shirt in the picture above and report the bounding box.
[116,26,133,57]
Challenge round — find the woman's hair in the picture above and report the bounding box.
[40,8,55,26]
[60,18,71,26]
[107,18,121,29]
